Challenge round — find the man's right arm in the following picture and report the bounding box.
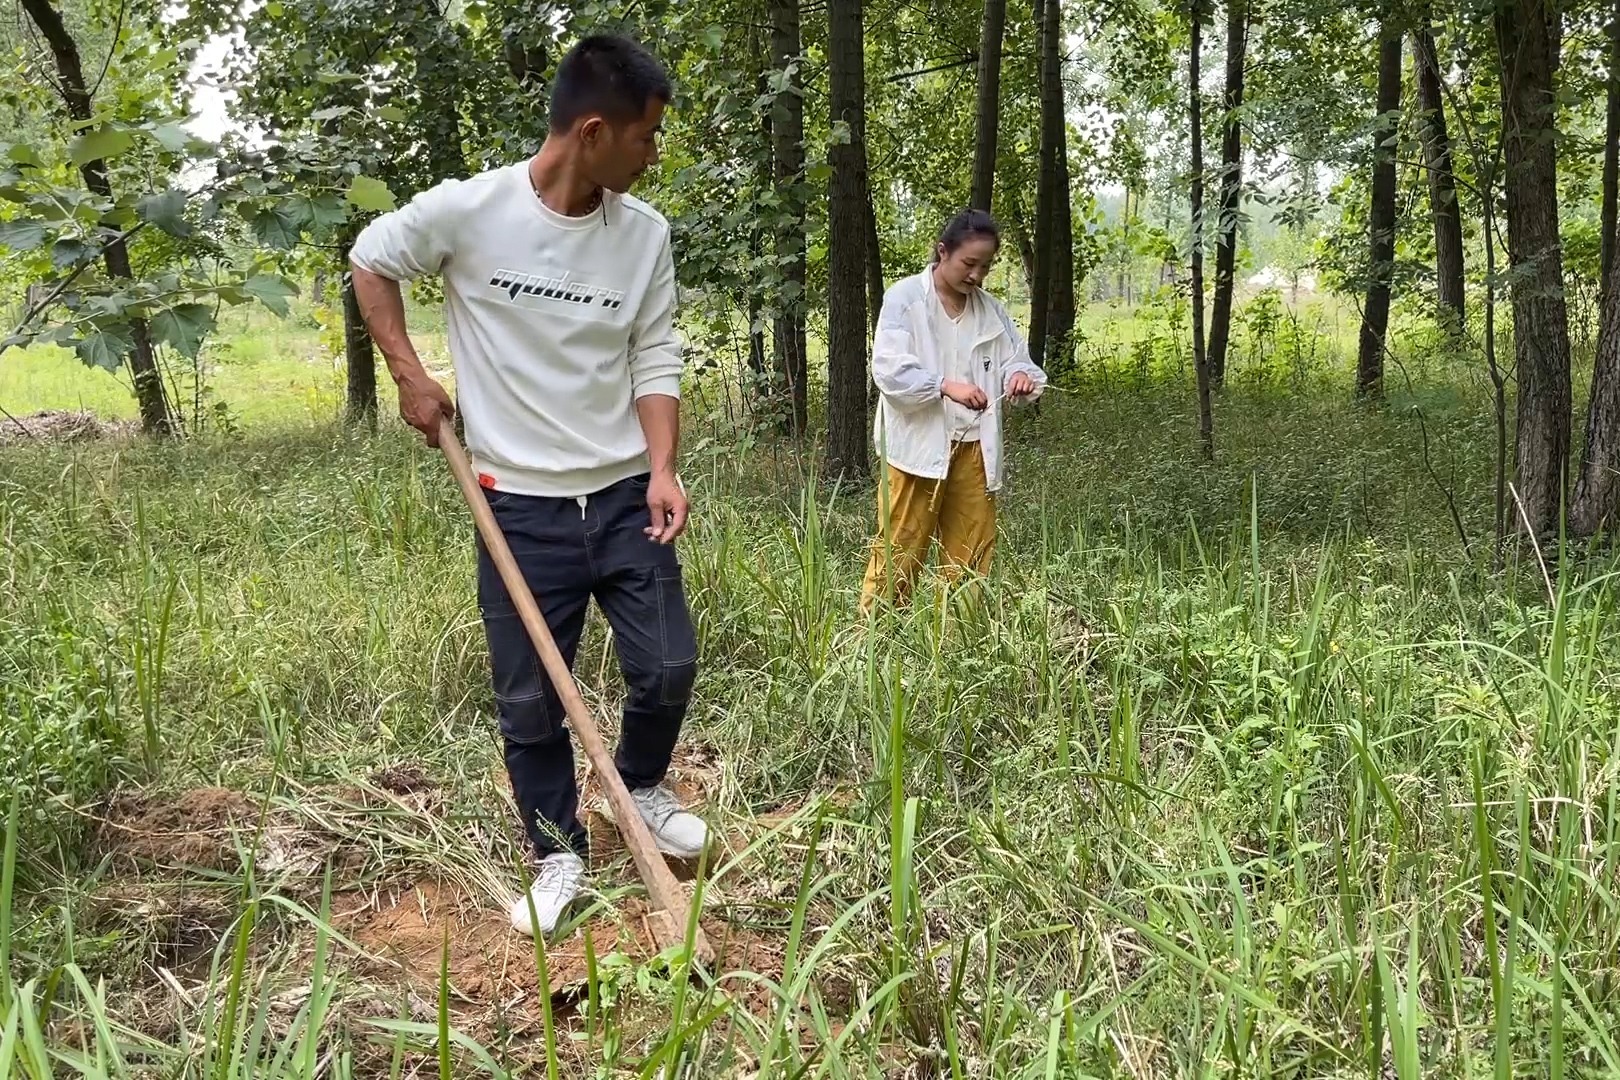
[348,178,461,445]
[350,267,455,445]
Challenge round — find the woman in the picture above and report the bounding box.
[859,208,1048,612]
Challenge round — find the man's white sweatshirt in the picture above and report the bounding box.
[350,162,683,497]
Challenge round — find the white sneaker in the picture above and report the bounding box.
[630,784,710,859]
[510,852,585,938]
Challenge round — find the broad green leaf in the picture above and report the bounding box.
[149,123,192,153]
[137,189,191,237]
[68,127,136,166]
[74,326,135,371]
[377,105,407,122]
[0,218,46,251]
[243,273,298,317]
[251,205,302,249]
[307,194,350,229]
[345,175,396,212]
[50,237,91,270]
[7,144,43,168]
[311,106,351,121]
[152,303,216,358]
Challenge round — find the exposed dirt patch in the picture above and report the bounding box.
[369,763,437,797]
[0,408,138,446]
[337,877,783,1016]
[96,788,264,871]
[95,786,336,880]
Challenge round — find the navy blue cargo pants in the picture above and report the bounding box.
[475,473,697,859]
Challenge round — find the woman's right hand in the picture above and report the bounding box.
[942,380,988,410]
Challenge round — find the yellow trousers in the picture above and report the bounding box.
[859,441,996,612]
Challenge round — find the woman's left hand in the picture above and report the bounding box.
[1006,372,1037,398]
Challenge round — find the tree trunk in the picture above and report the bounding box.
[1414,20,1466,329]
[865,177,884,412]
[1573,0,1620,535]
[1206,0,1246,387]
[1602,1,1619,313]
[341,239,378,429]
[771,0,809,437]
[21,0,172,437]
[1357,21,1402,400]
[1032,0,1073,368]
[1496,0,1573,536]
[826,0,869,482]
[864,192,884,334]
[970,0,1007,212]
[1191,4,1213,460]
[1571,247,1620,534]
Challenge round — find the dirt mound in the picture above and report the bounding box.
[0,409,138,445]
[369,763,436,797]
[338,877,780,1012]
[96,787,334,878]
[97,788,264,870]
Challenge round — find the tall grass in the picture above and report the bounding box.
[3,365,1619,1075]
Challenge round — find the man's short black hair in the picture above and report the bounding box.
[548,34,672,134]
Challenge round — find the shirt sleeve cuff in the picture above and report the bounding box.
[632,373,683,400]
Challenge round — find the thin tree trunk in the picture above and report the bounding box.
[1191,3,1213,460]
[1032,0,1072,367]
[865,181,884,412]
[340,235,378,430]
[1571,246,1620,533]
[1602,1,1620,313]
[771,0,809,437]
[21,0,172,437]
[865,196,884,335]
[970,0,1007,212]
[826,0,869,481]
[1415,20,1466,329]
[1573,0,1620,535]
[1496,0,1573,536]
[1207,0,1246,386]
[1357,21,1402,400]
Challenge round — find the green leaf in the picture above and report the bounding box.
[152,303,216,358]
[307,194,350,229]
[68,127,137,166]
[137,189,191,237]
[251,205,302,249]
[311,106,351,121]
[0,218,46,251]
[50,237,91,270]
[243,273,298,317]
[74,325,135,371]
[7,144,43,168]
[377,105,407,122]
[345,175,396,212]
[149,123,192,153]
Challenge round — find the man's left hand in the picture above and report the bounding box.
[1006,372,1037,399]
[645,471,689,543]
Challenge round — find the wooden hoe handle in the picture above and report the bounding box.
[437,419,710,964]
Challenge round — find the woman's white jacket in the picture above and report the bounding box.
[871,267,1048,493]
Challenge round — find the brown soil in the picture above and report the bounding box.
[337,877,784,1016]
[96,788,265,871]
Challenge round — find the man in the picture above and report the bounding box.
[349,33,707,938]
